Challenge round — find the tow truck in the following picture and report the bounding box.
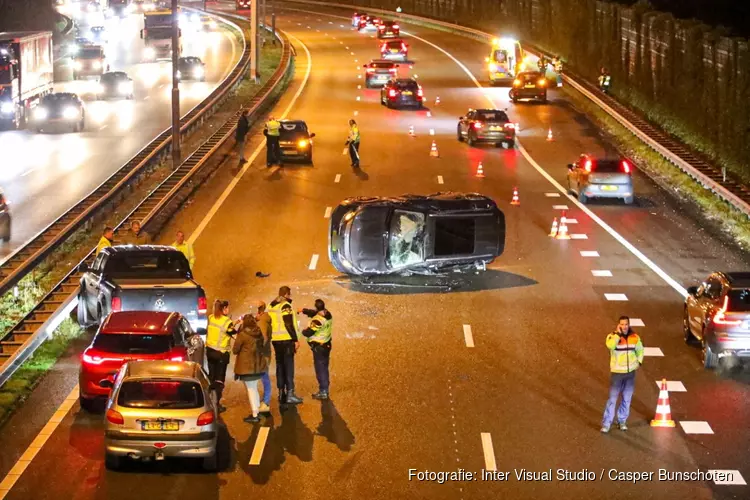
[141,8,181,61]
[486,37,526,86]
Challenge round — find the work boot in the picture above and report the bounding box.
[312,391,329,400]
[243,415,261,423]
[278,391,287,405]
[285,391,303,405]
[618,422,628,431]
[600,426,610,433]
[259,402,271,413]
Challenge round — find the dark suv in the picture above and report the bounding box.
[684,272,750,368]
[457,108,516,148]
[509,71,548,103]
[380,78,423,109]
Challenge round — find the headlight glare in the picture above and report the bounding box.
[34,108,48,120]
[63,107,78,119]
[0,102,13,114]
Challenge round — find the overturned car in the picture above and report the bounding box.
[329,192,505,276]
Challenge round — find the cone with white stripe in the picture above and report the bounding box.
[555,211,570,240]
[548,217,558,237]
[650,378,676,428]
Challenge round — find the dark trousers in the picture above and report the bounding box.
[206,347,230,403]
[311,342,331,392]
[348,141,360,166]
[266,135,281,165]
[272,340,296,394]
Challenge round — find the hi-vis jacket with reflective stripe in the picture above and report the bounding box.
[269,297,299,342]
[266,119,281,137]
[606,331,644,373]
[96,236,112,255]
[206,314,234,353]
[348,124,360,143]
[303,310,333,344]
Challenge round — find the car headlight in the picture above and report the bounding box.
[92,60,102,70]
[176,70,182,79]
[118,81,132,94]
[34,108,48,121]
[73,61,83,70]
[297,139,309,148]
[0,102,13,114]
[63,107,78,119]
[193,66,204,77]
[144,47,155,59]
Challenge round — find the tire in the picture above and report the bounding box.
[577,190,588,204]
[505,139,515,149]
[79,394,98,413]
[624,196,634,205]
[683,307,695,344]
[105,452,121,470]
[457,126,463,142]
[202,452,218,471]
[77,293,89,326]
[702,336,718,369]
[467,132,476,147]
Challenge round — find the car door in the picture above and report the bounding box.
[462,111,474,138]
[83,253,105,315]
[694,276,723,338]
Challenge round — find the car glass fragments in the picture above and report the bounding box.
[388,210,425,268]
[434,218,476,256]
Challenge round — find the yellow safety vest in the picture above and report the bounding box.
[268,299,299,342]
[266,119,281,136]
[206,314,233,353]
[172,241,195,269]
[96,236,112,255]
[349,124,360,143]
[606,333,643,373]
[307,312,332,344]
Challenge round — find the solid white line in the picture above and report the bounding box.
[463,324,474,347]
[324,206,332,218]
[334,174,341,183]
[188,34,312,246]
[249,427,270,465]
[308,254,319,270]
[591,270,612,277]
[604,293,628,301]
[708,470,746,486]
[655,380,686,392]
[437,175,444,184]
[580,251,599,257]
[552,205,569,210]
[630,318,645,327]
[480,433,497,471]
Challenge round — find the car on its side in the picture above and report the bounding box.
[277,119,316,163]
[380,78,423,109]
[96,71,134,99]
[103,360,218,471]
[566,155,634,204]
[32,93,86,133]
[79,311,205,411]
[0,189,10,243]
[684,272,750,369]
[177,56,206,81]
[457,108,516,148]
[329,192,505,276]
[380,39,408,61]
[363,59,398,88]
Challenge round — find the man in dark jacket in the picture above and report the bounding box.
[235,109,250,163]
[122,220,149,245]
[301,299,333,400]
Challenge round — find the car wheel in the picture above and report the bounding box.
[457,126,463,142]
[105,452,122,470]
[202,452,218,471]
[77,294,89,326]
[683,307,695,344]
[624,195,634,205]
[701,335,718,369]
[467,132,476,147]
[578,191,588,204]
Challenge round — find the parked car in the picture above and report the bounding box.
[509,71,548,103]
[566,155,634,204]
[277,119,315,163]
[103,360,218,470]
[77,245,208,331]
[329,192,505,276]
[79,311,205,411]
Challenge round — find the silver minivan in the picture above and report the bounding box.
[567,156,635,204]
[103,360,218,470]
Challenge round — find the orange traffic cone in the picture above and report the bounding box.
[409,125,415,137]
[510,187,520,206]
[435,96,440,105]
[475,162,485,178]
[650,379,676,428]
[556,211,570,239]
[429,141,439,157]
[548,217,559,237]
[426,111,432,117]
[546,128,554,141]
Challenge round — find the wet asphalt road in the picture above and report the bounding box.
[0,4,749,499]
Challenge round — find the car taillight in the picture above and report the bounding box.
[714,295,742,326]
[621,160,631,174]
[111,296,121,312]
[106,409,124,425]
[401,43,407,51]
[197,411,215,426]
[388,89,397,97]
[473,122,483,129]
[82,350,105,365]
[393,24,399,29]
[584,159,593,172]
[198,295,207,315]
[417,87,423,97]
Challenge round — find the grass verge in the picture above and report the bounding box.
[561,84,750,251]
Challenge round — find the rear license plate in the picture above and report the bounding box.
[601,185,618,191]
[402,91,412,95]
[490,126,501,131]
[524,84,535,88]
[142,421,179,431]
[390,49,399,53]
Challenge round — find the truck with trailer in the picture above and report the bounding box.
[140,9,181,61]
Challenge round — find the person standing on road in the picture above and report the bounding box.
[552,55,563,87]
[171,230,195,270]
[96,226,114,254]
[269,286,303,405]
[234,109,250,164]
[233,313,269,423]
[345,119,361,168]
[123,220,149,245]
[300,299,333,400]
[264,115,281,167]
[601,316,644,433]
[255,300,273,414]
[206,299,238,413]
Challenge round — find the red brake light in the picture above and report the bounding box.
[197,411,215,426]
[401,43,407,51]
[82,350,105,365]
[584,159,593,172]
[106,409,124,425]
[473,122,483,129]
[388,89,397,97]
[111,296,122,312]
[198,295,207,315]
[714,295,742,326]
[621,160,631,174]
[393,24,399,29]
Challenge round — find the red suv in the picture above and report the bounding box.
[79,311,204,411]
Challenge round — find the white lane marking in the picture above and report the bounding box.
[437,175,444,184]
[20,167,38,177]
[324,207,332,218]
[0,386,78,497]
[552,205,569,210]
[249,427,270,465]
[99,125,108,131]
[564,218,578,224]
[708,470,746,486]
[429,128,435,135]
[591,270,612,277]
[463,324,474,347]
[188,34,312,246]
[350,52,355,55]
[308,254,319,270]
[570,234,588,239]
[545,192,561,197]
[655,381,686,392]
[345,46,349,49]
[580,251,599,257]
[356,96,360,101]
[643,347,664,357]
[334,174,341,183]
[353,111,358,116]
[354,59,358,62]
[604,293,628,301]
[480,433,497,471]
[679,421,714,435]
[357,85,361,89]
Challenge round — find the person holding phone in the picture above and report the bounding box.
[601,316,644,433]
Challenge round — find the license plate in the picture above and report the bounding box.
[402,91,412,96]
[390,49,399,53]
[490,126,501,131]
[601,185,618,191]
[142,421,179,431]
[524,84,535,88]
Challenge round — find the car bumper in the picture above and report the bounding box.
[489,73,514,83]
[366,75,391,86]
[583,184,633,199]
[105,434,216,458]
[512,88,546,99]
[279,146,312,158]
[475,131,515,142]
[80,373,117,399]
[33,118,80,129]
[388,97,421,107]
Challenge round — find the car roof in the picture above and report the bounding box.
[722,272,750,287]
[124,360,201,379]
[393,78,417,84]
[45,92,79,100]
[100,311,181,335]
[279,119,307,126]
[102,244,181,255]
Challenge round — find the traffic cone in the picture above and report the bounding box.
[548,217,559,237]
[556,211,570,239]
[409,125,415,137]
[426,111,432,118]
[475,162,484,178]
[546,128,554,141]
[650,379,676,428]
[429,141,439,157]
[510,187,520,206]
[435,96,440,105]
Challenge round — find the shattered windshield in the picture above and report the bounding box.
[388,210,425,269]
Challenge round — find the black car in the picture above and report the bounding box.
[329,192,505,276]
[457,108,516,148]
[278,120,316,163]
[363,59,398,88]
[377,20,400,38]
[177,56,206,82]
[381,78,423,109]
[32,93,85,133]
[509,71,548,103]
[0,189,10,243]
[96,71,134,99]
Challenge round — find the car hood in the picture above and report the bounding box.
[347,207,389,273]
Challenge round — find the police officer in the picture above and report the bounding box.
[552,56,563,87]
[171,230,195,270]
[96,226,114,255]
[268,286,303,405]
[300,299,333,400]
[345,119,360,168]
[598,67,611,93]
[206,299,238,412]
[264,115,282,167]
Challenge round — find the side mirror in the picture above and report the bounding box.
[98,379,114,389]
[687,286,699,296]
[78,263,89,273]
[309,132,316,138]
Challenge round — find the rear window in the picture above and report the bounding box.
[395,80,417,90]
[280,122,306,133]
[728,289,750,312]
[385,41,403,49]
[434,218,475,256]
[93,333,173,354]
[118,380,204,409]
[370,62,394,69]
[592,160,623,173]
[520,73,541,83]
[476,111,509,122]
[104,251,190,278]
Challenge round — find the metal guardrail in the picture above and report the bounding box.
[0,8,246,300]
[0,19,293,387]
[281,0,750,218]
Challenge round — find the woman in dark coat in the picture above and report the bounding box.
[233,314,269,423]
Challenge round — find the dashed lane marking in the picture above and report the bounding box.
[580,251,599,257]
[353,111,358,116]
[350,52,355,55]
[570,234,588,239]
[429,128,435,135]
[356,96,360,101]
[709,470,746,486]
[249,427,270,465]
[324,207,332,218]
[308,254,319,270]
[643,347,664,357]
[591,270,612,277]
[545,192,561,197]
[480,433,497,471]
[552,205,568,210]
[630,318,645,327]
[604,293,628,301]
[463,324,474,347]
[679,421,714,434]
[437,175,444,184]
[334,174,341,183]
[655,381,686,392]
